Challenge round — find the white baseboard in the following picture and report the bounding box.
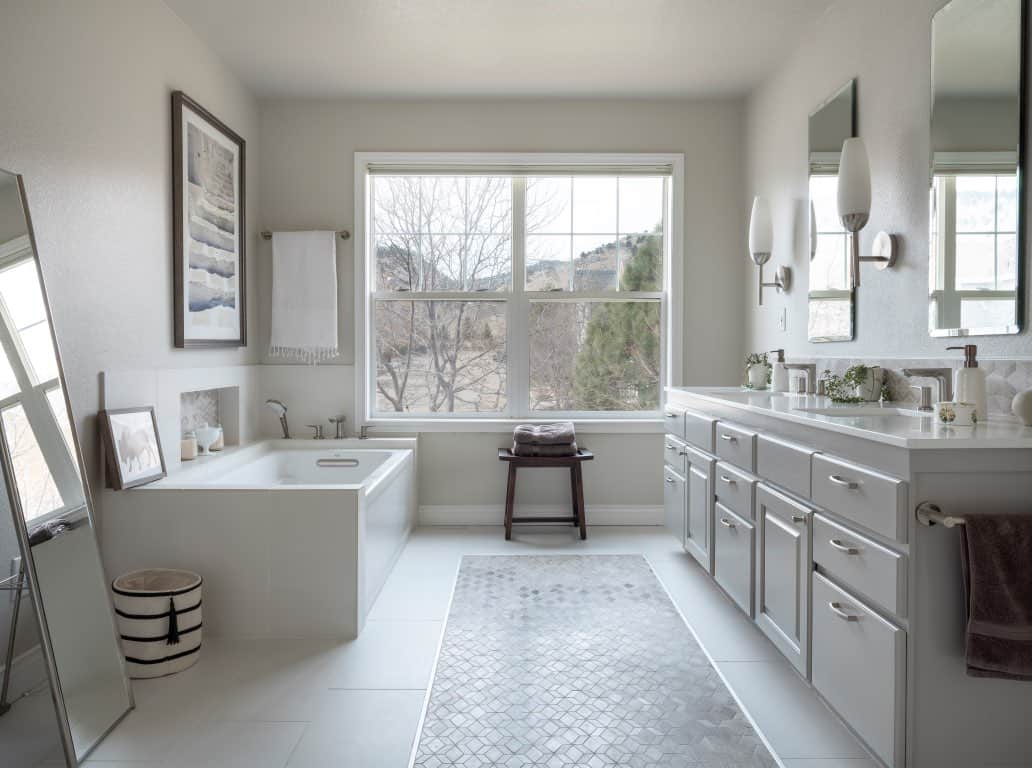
[420,504,663,526]
[0,643,45,700]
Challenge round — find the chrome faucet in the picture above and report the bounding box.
[359,425,371,440]
[265,399,290,439]
[783,363,817,394]
[329,415,347,439]
[902,368,953,403]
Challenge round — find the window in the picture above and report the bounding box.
[0,242,84,522]
[931,172,1018,330]
[358,154,681,423]
[807,173,852,340]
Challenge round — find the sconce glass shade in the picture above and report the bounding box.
[837,137,871,228]
[748,196,773,265]
[809,198,818,261]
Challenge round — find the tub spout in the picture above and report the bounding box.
[266,399,291,439]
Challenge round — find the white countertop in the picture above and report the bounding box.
[668,387,1032,449]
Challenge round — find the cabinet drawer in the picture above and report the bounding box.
[663,466,687,545]
[683,408,717,453]
[714,502,755,616]
[662,406,687,441]
[756,434,815,498]
[663,435,688,475]
[714,462,756,520]
[813,514,906,617]
[715,421,757,472]
[812,454,907,541]
[812,573,905,768]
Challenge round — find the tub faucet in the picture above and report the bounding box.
[265,399,290,439]
[329,415,347,439]
[359,425,371,440]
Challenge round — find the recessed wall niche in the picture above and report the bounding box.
[179,386,240,446]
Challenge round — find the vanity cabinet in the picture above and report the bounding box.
[756,484,811,676]
[663,465,687,545]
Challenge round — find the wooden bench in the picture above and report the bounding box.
[498,449,594,540]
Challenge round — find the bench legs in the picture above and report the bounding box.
[503,462,586,540]
[572,464,586,540]
[504,463,517,540]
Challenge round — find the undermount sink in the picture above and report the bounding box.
[794,405,931,418]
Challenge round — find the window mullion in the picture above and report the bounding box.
[510,178,528,419]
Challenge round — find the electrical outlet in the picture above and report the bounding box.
[778,308,787,332]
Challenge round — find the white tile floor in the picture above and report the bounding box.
[68,526,877,768]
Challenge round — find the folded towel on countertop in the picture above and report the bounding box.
[511,441,579,458]
[960,513,1032,681]
[269,230,339,364]
[513,421,576,446]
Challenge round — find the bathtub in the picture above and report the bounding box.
[101,439,417,639]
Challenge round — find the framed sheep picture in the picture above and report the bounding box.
[101,407,166,490]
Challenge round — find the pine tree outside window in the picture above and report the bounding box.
[356,154,683,426]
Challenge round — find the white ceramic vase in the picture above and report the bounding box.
[1012,389,1032,426]
[747,364,769,389]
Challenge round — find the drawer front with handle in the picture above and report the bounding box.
[683,408,717,453]
[713,502,755,616]
[812,573,905,768]
[812,454,907,541]
[663,406,687,441]
[714,461,756,521]
[756,434,815,499]
[715,421,757,472]
[663,435,689,476]
[663,466,687,545]
[813,514,906,616]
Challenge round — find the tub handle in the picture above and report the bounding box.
[316,458,359,468]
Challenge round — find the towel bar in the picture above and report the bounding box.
[261,229,351,241]
[915,501,965,528]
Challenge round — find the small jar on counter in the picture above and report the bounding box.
[210,425,224,452]
[181,431,198,461]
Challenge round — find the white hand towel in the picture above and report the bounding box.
[269,231,338,364]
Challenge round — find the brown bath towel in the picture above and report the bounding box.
[960,514,1032,681]
[511,441,579,458]
[513,421,576,446]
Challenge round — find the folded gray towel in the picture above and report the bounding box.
[960,514,1032,681]
[511,440,579,458]
[513,421,576,446]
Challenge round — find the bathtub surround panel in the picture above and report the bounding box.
[413,554,777,768]
[744,0,1032,358]
[100,440,417,639]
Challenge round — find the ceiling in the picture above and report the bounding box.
[933,0,1021,98]
[164,0,836,99]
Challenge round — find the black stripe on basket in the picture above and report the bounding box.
[111,578,203,598]
[124,644,202,666]
[120,623,202,643]
[115,599,202,620]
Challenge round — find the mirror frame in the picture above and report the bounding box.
[928,0,1029,337]
[0,170,133,765]
[807,78,857,342]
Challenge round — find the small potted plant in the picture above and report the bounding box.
[744,352,771,390]
[845,364,882,402]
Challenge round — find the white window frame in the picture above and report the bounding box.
[354,152,684,433]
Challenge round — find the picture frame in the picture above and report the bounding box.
[172,90,247,348]
[100,407,167,490]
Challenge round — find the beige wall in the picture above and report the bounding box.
[0,0,258,655]
[743,0,1032,359]
[258,98,747,508]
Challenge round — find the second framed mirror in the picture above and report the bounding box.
[807,79,856,342]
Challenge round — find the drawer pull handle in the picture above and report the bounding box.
[719,517,736,529]
[791,515,807,524]
[665,412,679,419]
[829,538,860,555]
[665,477,677,484]
[719,433,737,442]
[719,474,736,485]
[828,601,860,622]
[828,474,859,490]
[665,443,677,450]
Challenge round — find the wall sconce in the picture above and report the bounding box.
[837,137,897,288]
[749,196,791,305]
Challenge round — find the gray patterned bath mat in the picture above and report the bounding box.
[411,554,778,768]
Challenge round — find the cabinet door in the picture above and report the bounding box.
[756,484,812,676]
[663,466,687,544]
[685,461,712,571]
[713,502,755,616]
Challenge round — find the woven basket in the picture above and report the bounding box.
[112,569,202,679]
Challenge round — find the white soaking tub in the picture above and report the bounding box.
[101,439,417,639]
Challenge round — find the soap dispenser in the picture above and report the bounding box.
[770,349,789,393]
[948,344,987,423]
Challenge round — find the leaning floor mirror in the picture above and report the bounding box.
[0,170,132,766]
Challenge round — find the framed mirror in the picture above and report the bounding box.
[0,169,132,765]
[930,0,1027,336]
[808,79,857,342]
